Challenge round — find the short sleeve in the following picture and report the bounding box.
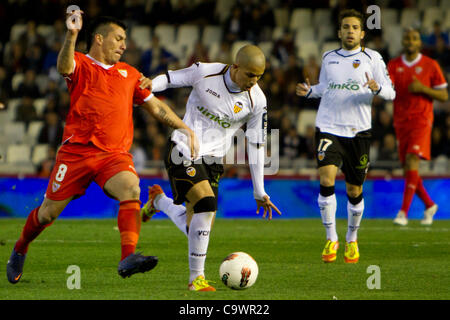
[430,60,448,89]
[64,51,83,90]
[133,82,153,105]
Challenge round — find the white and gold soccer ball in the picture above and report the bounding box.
[219,252,258,290]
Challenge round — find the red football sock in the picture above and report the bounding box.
[118,200,142,261]
[400,170,419,216]
[14,206,52,255]
[415,176,434,208]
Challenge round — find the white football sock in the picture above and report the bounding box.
[318,194,338,242]
[154,194,188,236]
[346,199,364,242]
[188,211,214,283]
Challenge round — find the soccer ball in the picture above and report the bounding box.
[219,252,258,290]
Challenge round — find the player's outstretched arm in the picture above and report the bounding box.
[57,8,83,75]
[256,195,282,221]
[247,140,281,220]
[142,96,199,159]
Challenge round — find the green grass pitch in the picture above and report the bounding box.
[1,218,449,300]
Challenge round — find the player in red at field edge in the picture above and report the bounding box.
[6,10,197,284]
[387,28,448,226]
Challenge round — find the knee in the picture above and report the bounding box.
[122,183,141,200]
[405,154,420,171]
[129,184,141,199]
[346,186,363,199]
[319,176,335,187]
[38,206,58,225]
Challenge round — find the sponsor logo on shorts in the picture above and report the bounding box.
[186,167,196,177]
[318,151,325,161]
[52,181,61,193]
[356,154,369,169]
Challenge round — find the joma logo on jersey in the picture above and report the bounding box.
[197,106,231,128]
[328,80,360,91]
[206,88,220,98]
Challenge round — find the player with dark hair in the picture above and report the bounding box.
[296,9,395,263]
[388,28,448,226]
[6,10,197,284]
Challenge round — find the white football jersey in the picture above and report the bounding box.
[153,62,267,158]
[307,47,395,137]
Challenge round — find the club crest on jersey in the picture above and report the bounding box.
[52,181,61,193]
[118,69,128,78]
[233,102,243,113]
[352,59,361,68]
[186,167,196,177]
[415,66,422,74]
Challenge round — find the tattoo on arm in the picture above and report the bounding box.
[157,105,178,128]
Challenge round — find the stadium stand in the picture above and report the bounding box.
[6,144,31,164]
[31,143,49,166]
[153,24,176,48]
[130,25,152,50]
[0,0,448,176]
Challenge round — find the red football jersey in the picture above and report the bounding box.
[62,52,152,153]
[387,54,447,126]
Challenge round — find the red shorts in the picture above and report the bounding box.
[395,123,432,164]
[45,143,137,201]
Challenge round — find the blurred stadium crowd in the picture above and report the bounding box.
[0,0,449,177]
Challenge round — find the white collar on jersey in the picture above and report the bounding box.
[224,67,242,93]
[337,47,362,56]
[86,54,115,69]
[401,53,422,67]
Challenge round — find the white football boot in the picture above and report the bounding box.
[420,204,438,226]
[393,210,408,226]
